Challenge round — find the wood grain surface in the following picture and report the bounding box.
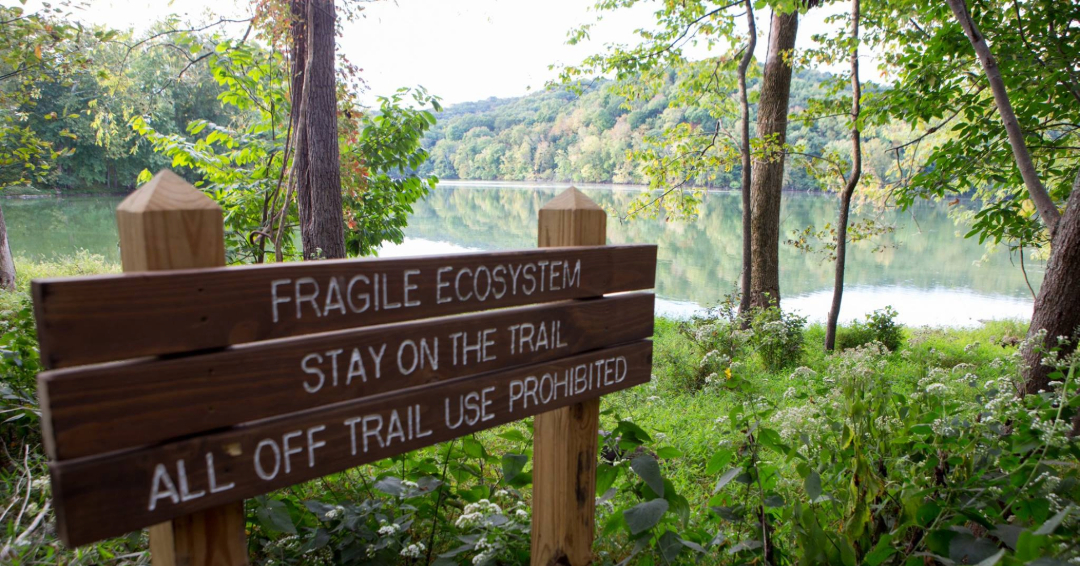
[50,341,653,547]
[40,293,654,460]
[33,244,656,369]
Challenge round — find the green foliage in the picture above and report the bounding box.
[675,299,807,392]
[132,35,440,261]
[863,0,1079,253]
[0,2,93,189]
[341,87,441,257]
[748,305,808,372]
[419,70,900,201]
[837,306,904,352]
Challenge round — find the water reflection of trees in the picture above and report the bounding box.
[5,198,122,263]
[5,190,1042,308]
[406,187,1043,306]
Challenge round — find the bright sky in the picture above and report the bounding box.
[47,0,848,105]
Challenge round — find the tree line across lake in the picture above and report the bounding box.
[416,70,899,192]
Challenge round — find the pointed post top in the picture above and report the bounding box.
[537,187,606,248]
[540,186,602,212]
[115,169,225,272]
[118,169,221,214]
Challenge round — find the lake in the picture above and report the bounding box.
[3,182,1041,326]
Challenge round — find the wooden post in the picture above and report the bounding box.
[117,170,247,566]
[532,187,607,566]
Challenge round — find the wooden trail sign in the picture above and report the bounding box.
[33,172,657,566]
[51,342,652,547]
[39,293,654,461]
[33,243,655,369]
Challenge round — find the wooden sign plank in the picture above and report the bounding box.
[50,341,653,547]
[33,245,656,369]
[40,293,654,461]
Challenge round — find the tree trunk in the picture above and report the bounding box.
[945,0,1060,237]
[0,204,15,291]
[293,0,346,260]
[945,0,1078,396]
[825,0,862,351]
[737,0,756,319]
[749,9,798,308]
[1023,173,1080,394]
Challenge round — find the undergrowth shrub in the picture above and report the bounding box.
[748,305,807,371]
[837,306,903,351]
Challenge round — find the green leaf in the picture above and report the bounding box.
[596,463,618,496]
[631,454,664,498]
[804,470,822,501]
[502,453,528,482]
[948,533,999,565]
[623,499,669,535]
[655,446,682,459]
[706,449,732,475]
[255,498,296,534]
[1034,504,1073,535]
[713,468,740,494]
[462,436,485,458]
[973,549,1005,566]
[658,531,683,562]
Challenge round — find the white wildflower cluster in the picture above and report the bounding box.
[926,383,948,396]
[951,362,976,374]
[873,414,902,435]
[400,542,426,558]
[264,535,300,554]
[907,327,934,347]
[900,349,913,360]
[931,417,957,436]
[782,387,799,400]
[645,395,662,404]
[378,521,401,537]
[714,415,729,427]
[963,342,980,354]
[700,349,729,369]
[455,499,503,529]
[704,372,720,385]
[471,535,503,565]
[825,343,889,390]
[771,403,823,445]
[30,477,49,493]
[515,508,529,520]
[324,505,345,520]
[788,366,817,381]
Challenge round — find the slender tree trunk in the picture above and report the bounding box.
[946,0,1060,237]
[290,0,306,137]
[824,0,862,351]
[1024,173,1080,395]
[0,205,15,291]
[945,0,1079,396]
[293,0,346,260]
[749,9,799,308]
[737,0,756,319]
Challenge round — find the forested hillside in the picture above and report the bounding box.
[419,69,898,191]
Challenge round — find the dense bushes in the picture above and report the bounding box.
[836,306,904,351]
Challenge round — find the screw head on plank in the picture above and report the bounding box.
[116,169,225,272]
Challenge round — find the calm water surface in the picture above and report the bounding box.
[3,182,1042,326]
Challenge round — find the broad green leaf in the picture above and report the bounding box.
[623,499,668,534]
